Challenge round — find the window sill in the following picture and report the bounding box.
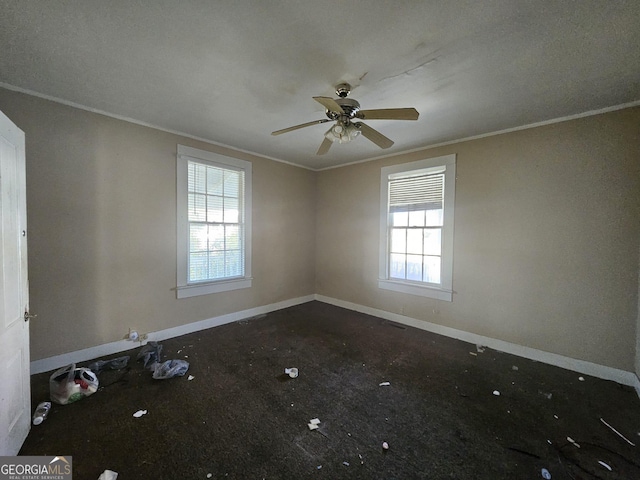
[378,279,452,302]
[176,277,252,299]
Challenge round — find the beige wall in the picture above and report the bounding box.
[0,89,317,361]
[316,107,640,371]
[1,87,638,373]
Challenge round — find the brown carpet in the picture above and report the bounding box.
[20,301,640,479]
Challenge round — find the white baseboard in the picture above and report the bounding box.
[31,293,638,390]
[30,295,315,375]
[315,294,637,388]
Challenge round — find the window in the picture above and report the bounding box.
[176,145,252,298]
[379,154,456,301]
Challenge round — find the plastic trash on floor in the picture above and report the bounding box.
[98,469,118,480]
[308,418,321,430]
[49,363,99,405]
[152,359,190,379]
[137,341,163,368]
[598,461,612,471]
[32,401,51,425]
[88,356,130,373]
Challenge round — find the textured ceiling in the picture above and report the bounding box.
[1,1,639,170]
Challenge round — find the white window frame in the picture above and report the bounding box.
[378,154,456,301]
[176,145,252,299]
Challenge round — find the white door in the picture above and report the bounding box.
[0,110,30,455]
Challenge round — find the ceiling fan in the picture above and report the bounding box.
[271,83,419,155]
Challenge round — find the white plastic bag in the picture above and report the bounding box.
[152,359,189,379]
[49,363,99,405]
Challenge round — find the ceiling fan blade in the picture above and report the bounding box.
[316,137,332,155]
[313,96,345,115]
[356,122,394,149]
[271,119,330,135]
[356,108,419,121]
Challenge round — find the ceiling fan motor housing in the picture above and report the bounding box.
[326,98,360,120]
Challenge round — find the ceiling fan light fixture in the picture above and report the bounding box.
[272,83,419,154]
[324,122,361,144]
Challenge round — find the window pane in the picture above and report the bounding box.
[189,163,207,194]
[208,251,225,279]
[423,256,441,284]
[225,250,242,277]
[226,225,240,250]
[423,228,441,255]
[209,224,225,251]
[224,171,240,198]
[390,253,406,279]
[408,209,425,227]
[390,228,407,254]
[224,197,239,223]
[207,167,224,196]
[189,224,207,252]
[189,252,208,282]
[207,195,223,223]
[406,229,423,255]
[188,193,206,221]
[425,208,443,226]
[391,208,408,227]
[406,254,422,281]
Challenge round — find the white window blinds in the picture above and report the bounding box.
[187,161,245,283]
[389,173,444,211]
[176,144,252,299]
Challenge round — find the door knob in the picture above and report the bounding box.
[24,311,37,322]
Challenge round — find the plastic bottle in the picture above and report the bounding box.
[32,401,51,425]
